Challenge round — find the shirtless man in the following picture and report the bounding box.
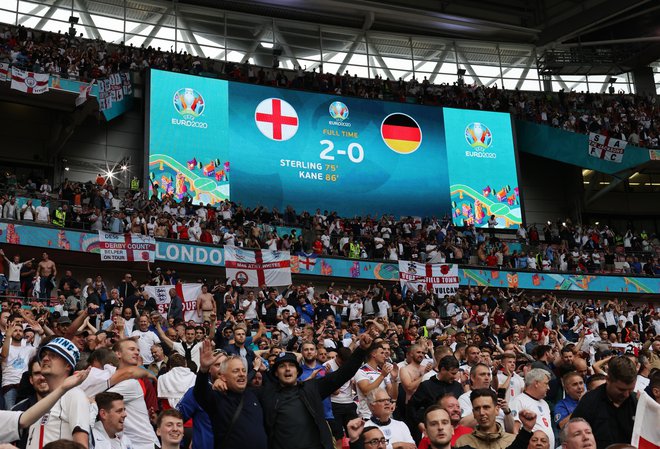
[196,284,216,322]
[37,252,57,302]
[400,343,434,402]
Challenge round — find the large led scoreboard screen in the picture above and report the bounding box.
[146,69,523,229]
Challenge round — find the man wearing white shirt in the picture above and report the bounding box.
[26,337,89,449]
[365,389,414,449]
[130,316,160,365]
[35,199,50,224]
[241,291,259,320]
[2,320,37,409]
[92,392,133,449]
[496,353,525,402]
[109,339,159,449]
[509,368,554,449]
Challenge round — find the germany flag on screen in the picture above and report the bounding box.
[381,113,422,154]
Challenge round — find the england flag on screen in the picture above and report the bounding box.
[254,97,299,141]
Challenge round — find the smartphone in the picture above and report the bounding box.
[497,388,506,399]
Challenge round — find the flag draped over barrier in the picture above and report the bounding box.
[225,245,291,287]
[98,231,156,262]
[398,260,459,297]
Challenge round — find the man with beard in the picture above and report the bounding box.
[400,344,434,402]
[456,389,537,449]
[12,357,51,449]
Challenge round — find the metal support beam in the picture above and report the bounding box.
[600,79,612,94]
[74,0,102,40]
[337,12,374,75]
[272,23,301,70]
[177,14,206,58]
[18,0,56,25]
[585,167,638,206]
[456,49,483,86]
[484,55,529,87]
[367,43,395,80]
[515,55,535,89]
[34,0,66,30]
[553,75,569,91]
[115,7,172,43]
[240,25,267,65]
[142,9,175,49]
[568,76,588,91]
[399,49,442,79]
[428,47,452,84]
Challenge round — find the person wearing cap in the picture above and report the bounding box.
[258,333,374,449]
[0,361,88,445]
[25,337,90,449]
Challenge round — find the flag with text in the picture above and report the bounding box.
[225,245,291,287]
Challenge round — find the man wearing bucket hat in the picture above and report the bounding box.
[25,337,91,449]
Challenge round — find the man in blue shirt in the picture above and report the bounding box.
[178,347,224,449]
[298,343,336,430]
[554,371,585,430]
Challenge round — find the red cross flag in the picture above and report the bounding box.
[254,97,299,141]
[632,391,660,449]
[10,67,49,94]
[398,260,459,297]
[225,245,291,287]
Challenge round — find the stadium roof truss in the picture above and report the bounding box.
[2,0,658,93]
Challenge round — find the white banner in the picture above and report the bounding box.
[98,72,132,111]
[631,391,660,449]
[588,132,627,163]
[98,231,156,262]
[10,67,49,94]
[224,245,291,287]
[0,63,9,81]
[398,260,459,297]
[143,283,203,323]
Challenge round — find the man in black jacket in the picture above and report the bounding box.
[259,332,373,449]
[194,340,267,449]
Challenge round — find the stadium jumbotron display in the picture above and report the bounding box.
[146,69,523,229]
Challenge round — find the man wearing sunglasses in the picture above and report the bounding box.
[364,389,415,449]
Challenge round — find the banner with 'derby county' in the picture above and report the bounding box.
[398,260,459,297]
[98,231,156,262]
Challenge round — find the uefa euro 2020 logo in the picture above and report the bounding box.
[465,122,492,149]
[329,101,349,121]
[173,88,205,120]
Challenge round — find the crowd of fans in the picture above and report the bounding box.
[1,172,659,277]
[0,16,659,449]
[1,23,660,148]
[0,253,657,449]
